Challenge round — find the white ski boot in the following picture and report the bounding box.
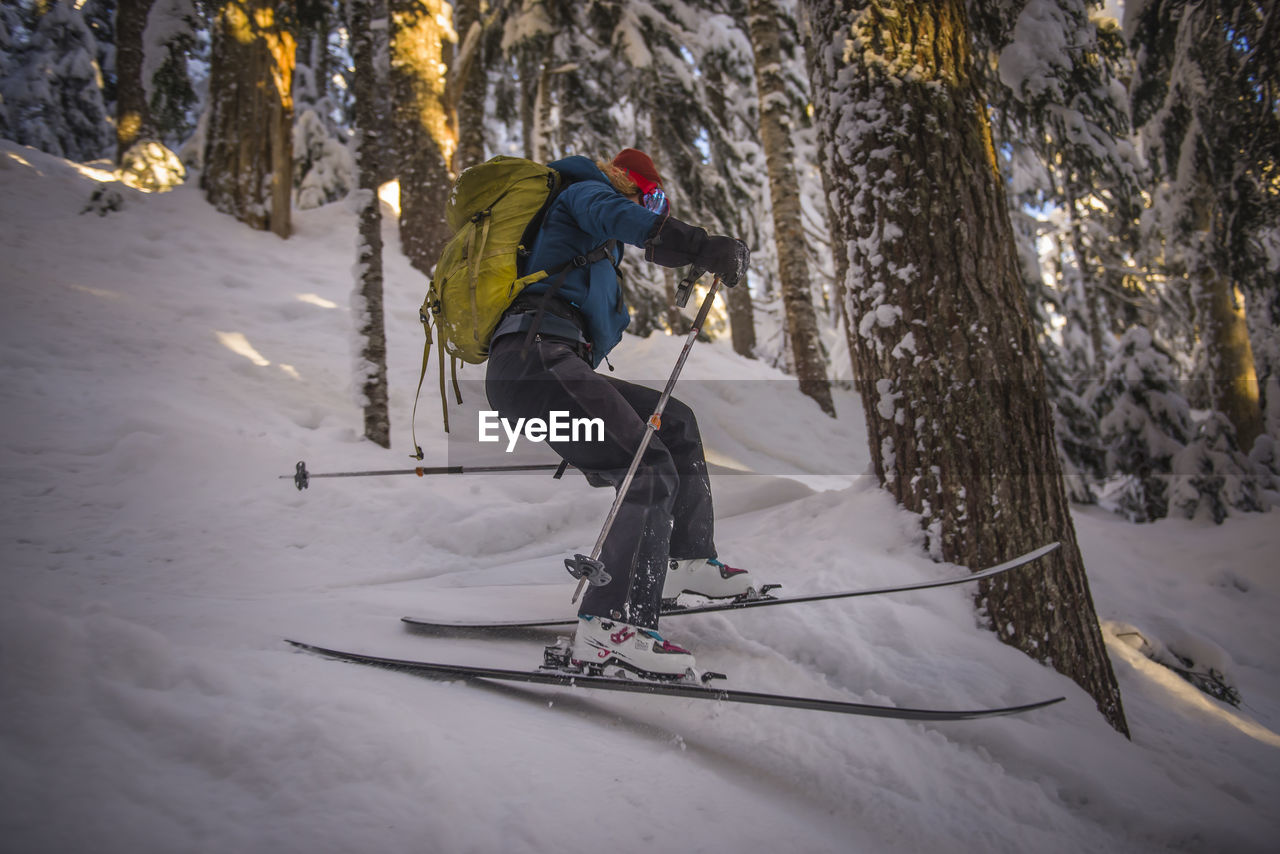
[570,615,696,680]
[662,557,756,601]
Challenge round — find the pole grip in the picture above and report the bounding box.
[675,266,705,308]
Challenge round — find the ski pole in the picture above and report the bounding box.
[564,272,722,603]
[283,460,570,490]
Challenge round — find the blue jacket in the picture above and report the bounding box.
[521,156,661,367]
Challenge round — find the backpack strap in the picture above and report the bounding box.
[410,307,438,457]
[410,299,463,456]
[467,210,493,345]
[520,239,619,357]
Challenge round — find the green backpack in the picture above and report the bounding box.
[412,156,611,452]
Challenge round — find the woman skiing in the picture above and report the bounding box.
[485,149,752,680]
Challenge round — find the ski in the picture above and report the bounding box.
[402,541,1061,631]
[286,639,1065,722]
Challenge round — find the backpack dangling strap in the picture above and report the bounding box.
[410,308,434,458]
[436,330,450,434]
[409,306,454,453]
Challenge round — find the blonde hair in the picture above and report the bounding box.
[597,161,639,196]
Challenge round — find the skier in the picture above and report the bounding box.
[485,148,752,679]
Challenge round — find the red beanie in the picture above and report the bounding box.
[612,148,663,189]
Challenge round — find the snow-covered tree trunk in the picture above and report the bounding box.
[203,0,295,238]
[801,0,1128,735]
[749,0,834,416]
[388,0,454,274]
[115,0,154,163]
[350,0,389,448]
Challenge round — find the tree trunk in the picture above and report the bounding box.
[532,59,555,162]
[1189,175,1265,452]
[726,274,758,358]
[114,0,154,163]
[350,0,390,448]
[450,0,487,174]
[1196,273,1264,452]
[389,0,455,274]
[801,0,1128,735]
[203,0,295,238]
[749,0,835,416]
[660,266,681,333]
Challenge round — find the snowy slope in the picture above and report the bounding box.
[2,142,1278,854]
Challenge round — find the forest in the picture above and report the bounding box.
[2,0,1277,735]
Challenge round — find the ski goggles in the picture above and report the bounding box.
[627,171,670,217]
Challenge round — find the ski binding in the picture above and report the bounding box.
[540,636,726,686]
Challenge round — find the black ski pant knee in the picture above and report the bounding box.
[485,333,716,629]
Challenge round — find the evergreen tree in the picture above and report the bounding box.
[697,3,763,356]
[1170,412,1266,523]
[81,0,117,110]
[613,0,713,334]
[292,0,356,209]
[2,0,113,161]
[292,107,356,208]
[0,5,19,140]
[1092,326,1191,522]
[144,0,201,147]
[1128,0,1276,452]
[293,0,334,112]
[801,0,1127,735]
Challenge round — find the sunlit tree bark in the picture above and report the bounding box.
[203,0,295,238]
[389,0,455,273]
[801,0,1128,735]
[1196,267,1264,452]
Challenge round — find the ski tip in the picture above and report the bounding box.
[1028,541,1062,559]
[1023,695,1067,711]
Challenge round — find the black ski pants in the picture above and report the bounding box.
[485,332,716,629]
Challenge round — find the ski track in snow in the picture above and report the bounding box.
[2,141,1279,854]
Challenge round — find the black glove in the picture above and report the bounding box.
[645,218,750,286]
[701,235,750,287]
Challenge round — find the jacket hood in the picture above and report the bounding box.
[548,155,611,186]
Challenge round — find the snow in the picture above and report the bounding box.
[2,141,1279,853]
